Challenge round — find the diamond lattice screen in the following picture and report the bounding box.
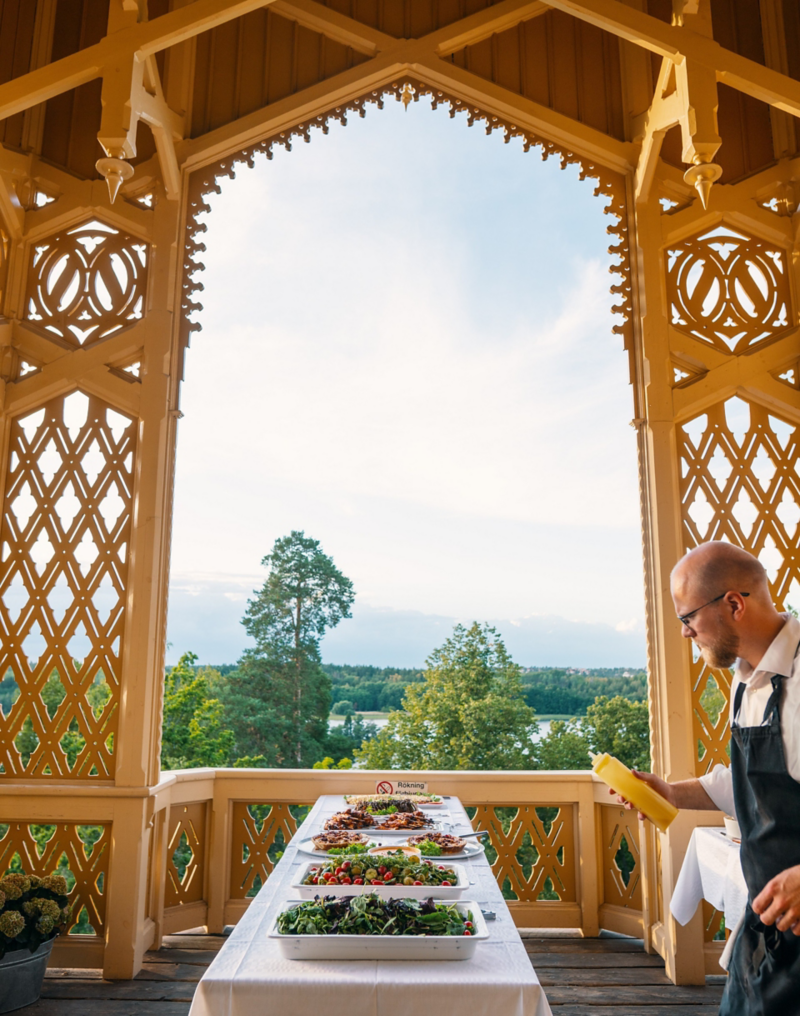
[0,391,136,779]
[677,395,800,774]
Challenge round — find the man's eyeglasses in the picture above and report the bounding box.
[677,591,750,628]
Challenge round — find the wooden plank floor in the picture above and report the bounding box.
[31,930,726,1014]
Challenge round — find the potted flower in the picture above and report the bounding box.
[0,873,71,1013]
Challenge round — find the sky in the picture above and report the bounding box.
[166,94,647,669]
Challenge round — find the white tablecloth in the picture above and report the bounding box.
[670,826,748,932]
[189,795,552,1016]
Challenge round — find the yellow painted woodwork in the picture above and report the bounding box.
[0,0,798,985]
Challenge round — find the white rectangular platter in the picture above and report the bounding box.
[268,900,488,961]
[291,861,470,900]
[296,837,486,861]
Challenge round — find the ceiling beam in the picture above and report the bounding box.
[0,0,279,123]
[542,0,800,116]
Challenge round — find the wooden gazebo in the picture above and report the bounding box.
[0,0,799,986]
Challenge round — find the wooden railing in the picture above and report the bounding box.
[0,768,660,974]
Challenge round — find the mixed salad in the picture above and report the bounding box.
[277,894,474,936]
[302,853,458,887]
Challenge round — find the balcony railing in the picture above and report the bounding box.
[1,768,674,974]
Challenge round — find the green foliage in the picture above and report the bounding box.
[312,756,353,769]
[161,652,235,770]
[698,676,727,727]
[356,623,538,770]
[0,670,18,716]
[533,695,651,772]
[331,700,355,716]
[224,531,355,767]
[533,719,593,770]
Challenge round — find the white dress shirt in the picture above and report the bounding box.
[698,613,800,818]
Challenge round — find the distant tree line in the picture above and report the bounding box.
[320,663,647,718]
[519,668,647,715]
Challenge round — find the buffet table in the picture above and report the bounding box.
[188,795,552,1016]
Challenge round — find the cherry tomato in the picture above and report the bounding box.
[441,880,451,886]
[465,921,473,929]
[335,867,344,875]
[463,930,472,936]
[342,861,351,869]
[341,876,352,884]
[438,866,446,870]
[353,878,364,885]
[378,866,387,875]
[370,878,383,885]
[413,880,423,885]
[311,877,319,884]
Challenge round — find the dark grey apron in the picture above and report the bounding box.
[719,666,800,1015]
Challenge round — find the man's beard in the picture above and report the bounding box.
[699,625,740,669]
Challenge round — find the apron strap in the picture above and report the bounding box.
[762,674,783,724]
[733,680,746,722]
[732,674,783,726]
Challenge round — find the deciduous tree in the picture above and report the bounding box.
[356,623,537,770]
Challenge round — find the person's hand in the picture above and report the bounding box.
[607,771,675,821]
[753,864,800,935]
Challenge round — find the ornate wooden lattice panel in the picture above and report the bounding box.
[0,821,109,936]
[165,803,207,909]
[469,805,576,902]
[24,219,149,349]
[229,803,309,900]
[601,805,642,911]
[678,395,800,774]
[666,225,792,354]
[0,391,136,779]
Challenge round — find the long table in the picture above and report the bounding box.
[188,795,552,1016]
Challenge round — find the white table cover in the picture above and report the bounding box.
[189,795,552,1016]
[670,826,748,932]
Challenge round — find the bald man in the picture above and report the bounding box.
[620,541,800,1016]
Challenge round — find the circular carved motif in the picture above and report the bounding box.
[25,219,148,348]
[666,226,791,354]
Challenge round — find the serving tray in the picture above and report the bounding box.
[291,861,471,900]
[268,899,488,960]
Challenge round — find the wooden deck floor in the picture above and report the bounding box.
[30,930,726,1015]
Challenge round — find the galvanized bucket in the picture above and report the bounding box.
[0,938,56,1013]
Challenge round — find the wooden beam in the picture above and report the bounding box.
[428,0,549,56]
[0,0,279,123]
[542,0,800,116]
[413,56,638,173]
[178,52,414,169]
[269,0,395,55]
[178,47,637,176]
[671,333,800,420]
[270,0,548,60]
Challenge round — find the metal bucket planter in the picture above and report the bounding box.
[0,938,56,1013]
